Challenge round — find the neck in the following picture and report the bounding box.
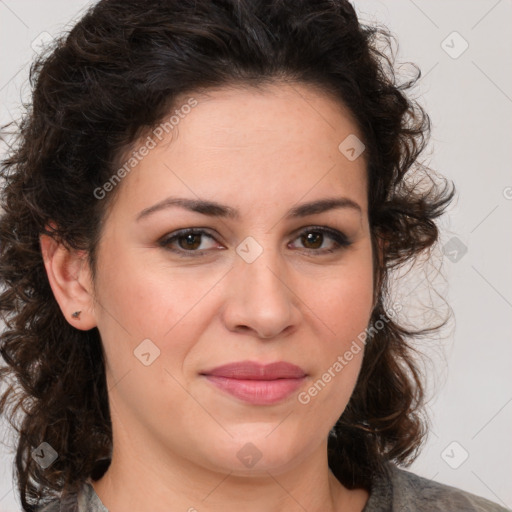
[91,435,368,512]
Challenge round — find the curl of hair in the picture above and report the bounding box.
[0,0,455,509]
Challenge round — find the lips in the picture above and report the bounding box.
[202,361,307,380]
[200,361,307,405]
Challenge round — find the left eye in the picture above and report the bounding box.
[159,226,351,257]
[289,227,352,253]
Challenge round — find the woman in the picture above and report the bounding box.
[0,0,508,511]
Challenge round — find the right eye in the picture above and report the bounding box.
[158,228,224,257]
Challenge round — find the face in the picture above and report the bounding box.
[89,82,374,476]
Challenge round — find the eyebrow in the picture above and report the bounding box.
[136,196,362,221]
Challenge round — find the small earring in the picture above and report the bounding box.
[71,311,82,319]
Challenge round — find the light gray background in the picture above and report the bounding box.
[1,1,511,510]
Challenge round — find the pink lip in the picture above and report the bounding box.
[201,361,307,405]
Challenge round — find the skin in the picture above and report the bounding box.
[41,82,375,512]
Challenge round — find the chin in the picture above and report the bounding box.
[194,428,315,477]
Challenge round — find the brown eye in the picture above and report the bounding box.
[290,226,352,254]
[159,228,221,257]
[177,233,202,250]
[301,231,324,249]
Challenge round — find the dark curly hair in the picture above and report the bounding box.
[0,0,455,510]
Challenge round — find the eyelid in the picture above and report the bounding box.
[290,225,351,248]
[158,225,352,257]
[158,228,221,256]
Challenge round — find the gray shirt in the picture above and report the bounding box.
[36,462,511,511]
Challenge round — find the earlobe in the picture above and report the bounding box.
[39,232,97,330]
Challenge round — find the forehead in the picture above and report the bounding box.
[109,82,368,218]
[168,82,364,161]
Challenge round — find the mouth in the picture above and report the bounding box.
[200,361,307,405]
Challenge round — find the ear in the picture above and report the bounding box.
[40,230,97,330]
[372,235,387,312]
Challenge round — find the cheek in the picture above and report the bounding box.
[327,274,373,338]
[307,259,374,347]
[95,249,203,334]
[298,255,373,407]
[91,251,206,412]
[298,271,372,421]
[92,247,224,379]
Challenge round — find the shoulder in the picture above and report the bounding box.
[35,481,107,512]
[365,462,511,512]
[36,502,60,512]
[34,488,79,512]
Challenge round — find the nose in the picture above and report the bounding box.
[220,241,301,339]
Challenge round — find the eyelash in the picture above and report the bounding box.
[158,226,352,258]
